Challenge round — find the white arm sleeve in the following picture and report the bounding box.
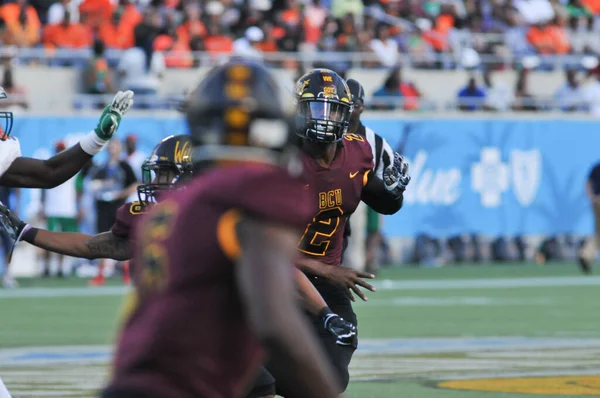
[0,137,21,178]
[365,126,394,179]
[380,138,394,173]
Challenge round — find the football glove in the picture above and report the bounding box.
[322,312,357,346]
[0,201,26,242]
[383,152,411,197]
[0,201,30,264]
[94,90,134,140]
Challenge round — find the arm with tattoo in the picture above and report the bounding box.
[23,230,132,261]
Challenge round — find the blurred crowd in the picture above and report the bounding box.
[0,0,599,69]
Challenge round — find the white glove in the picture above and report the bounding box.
[81,90,135,156]
[383,152,410,196]
[94,90,135,140]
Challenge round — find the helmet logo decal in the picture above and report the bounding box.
[322,86,337,98]
[322,75,333,82]
[174,140,192,164]
[296,79,311,96]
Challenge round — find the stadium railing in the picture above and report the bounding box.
[69,93,591,114]
[4,46,599,71]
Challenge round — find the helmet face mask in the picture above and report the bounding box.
[294,69,353,144]
[137,135,193,207]
[298,99,352,142]
[137,161,181,206]
[0,88,14,141]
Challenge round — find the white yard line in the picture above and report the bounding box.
[0,286,130,299]
[373,276,600,290]
[0,275,598,299]
[364,297,554,306]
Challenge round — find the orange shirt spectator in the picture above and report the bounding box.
[176,3,205,45]
[303,17,322,44]
[119,4,142,32]
[527,25,556,54]
[43,18,92,49]
[204,35,233,53]
[1,1,41,47]
[177,21,206,45]
[153,34,193,68]
[582,0,600,14]
[281,8,301,26]
[422,30,447,52]
[548,25,570,54]
[399,82,421,111]
[435,13,454,34]
[99,5,142,49]
[257,37,278,52]
[79,0,114,27]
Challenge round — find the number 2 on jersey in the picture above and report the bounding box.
[298,207,344,256]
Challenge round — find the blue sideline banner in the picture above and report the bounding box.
[364,117,600,237]
[9,116,600,237]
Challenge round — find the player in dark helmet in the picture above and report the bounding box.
[246,69,409,398]
[99,59,341,398]
[137,135,194,207]
[295,69,354,143]
[0,135,193,287]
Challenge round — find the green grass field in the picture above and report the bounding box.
[1,263,599,397]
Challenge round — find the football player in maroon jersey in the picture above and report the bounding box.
[247,69,410,398]
[102,60,341,398]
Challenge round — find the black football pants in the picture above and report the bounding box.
[246,277,358,398]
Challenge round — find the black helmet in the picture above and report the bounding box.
[0,88,14,141]
[295,69,353,143]
[137,134,193,206]
[185,58,297,167]
[346,78,365,108]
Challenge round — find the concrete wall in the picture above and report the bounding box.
[12,66,568,113]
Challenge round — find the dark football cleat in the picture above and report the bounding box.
[578,257,592,275]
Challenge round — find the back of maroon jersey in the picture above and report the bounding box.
[108,163,310,398]
[298,134,373,265]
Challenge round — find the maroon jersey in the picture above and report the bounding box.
[107,163,311,398]
[111,201,147,240]
[298,133,374,265]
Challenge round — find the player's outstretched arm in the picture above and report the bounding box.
[1,145,94,188]
[0,91,134,188]
[236,216,341,398]
[0,202,131,260]
[25,230,131,261]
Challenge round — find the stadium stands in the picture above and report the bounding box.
[0,0,600,113]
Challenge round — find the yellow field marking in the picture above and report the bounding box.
[438,375,600,395]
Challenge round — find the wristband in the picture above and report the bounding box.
[79,130,108,156]
[20,226,39,243]
[318,306,334,320]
